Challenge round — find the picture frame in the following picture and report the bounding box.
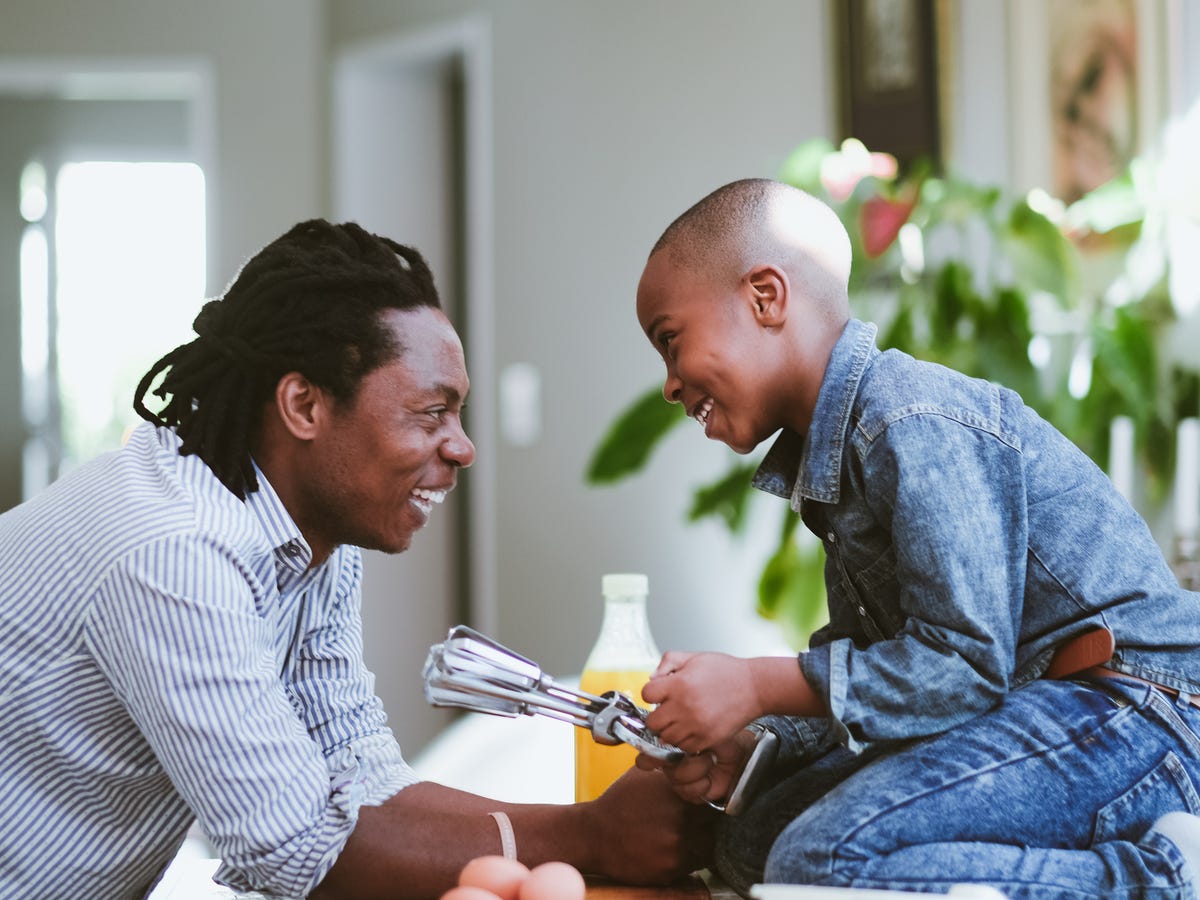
[1007,0,1178,202]
[835,0,945,172]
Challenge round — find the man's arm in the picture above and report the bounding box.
[311,768,715,900]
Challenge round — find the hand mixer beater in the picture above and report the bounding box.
[422,625,684,763]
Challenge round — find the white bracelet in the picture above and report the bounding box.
[489,810,517,860]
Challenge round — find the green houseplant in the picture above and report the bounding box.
[587,137,1200,649]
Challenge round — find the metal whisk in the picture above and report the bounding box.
[422,624,684,762]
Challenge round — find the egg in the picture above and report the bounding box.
[441,888,501,900]
[517,861,586,900]
[441,887,504,900]
[457,855,531,900]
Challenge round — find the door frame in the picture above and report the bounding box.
[332,15,499,636]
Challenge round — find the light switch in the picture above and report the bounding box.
[500,362,541,447]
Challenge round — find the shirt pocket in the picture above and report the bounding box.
[848,545,904,639]
[1091,750,1200,844]
[830,542,902,643]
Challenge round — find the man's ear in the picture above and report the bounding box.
[273,371,327,441]
[747,264,789,327]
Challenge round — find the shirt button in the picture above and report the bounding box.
[284,543,301,557]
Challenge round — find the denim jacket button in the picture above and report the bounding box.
[858,605,867,616]
[827,532,837,543]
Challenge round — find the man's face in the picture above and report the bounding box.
[636,251,780,455]
[300,306,475,555]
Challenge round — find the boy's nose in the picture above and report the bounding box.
[662,372,683,404]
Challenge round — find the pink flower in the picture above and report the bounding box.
[819,139,898,201]
[860,192,918,258]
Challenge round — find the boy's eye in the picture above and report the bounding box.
[657,332,675,352]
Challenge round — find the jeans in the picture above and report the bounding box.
[715,678,1200,898]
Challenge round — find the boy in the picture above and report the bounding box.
[634,179,1200,896]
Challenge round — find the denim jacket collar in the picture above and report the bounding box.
[752,318,879,509]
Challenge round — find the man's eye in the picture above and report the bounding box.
[426,408,448,421]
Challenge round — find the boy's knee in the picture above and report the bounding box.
[763,804,865,887]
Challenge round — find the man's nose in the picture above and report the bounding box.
[444,421,476,468]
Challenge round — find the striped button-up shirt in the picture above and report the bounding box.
[0,423,418,899]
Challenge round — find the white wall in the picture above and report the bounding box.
[328,0,843,677]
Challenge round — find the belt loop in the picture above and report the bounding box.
[1178,691,1196,711]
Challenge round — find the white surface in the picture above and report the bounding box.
[413,701,576,805]
[149,851,265,900]
[751,886,1007,899]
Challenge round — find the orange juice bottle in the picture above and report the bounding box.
[574,573,661,802]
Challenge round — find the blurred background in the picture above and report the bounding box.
[2,0,1199,763]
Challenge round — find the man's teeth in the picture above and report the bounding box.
[694,398,713,427]
[411,488,447,512]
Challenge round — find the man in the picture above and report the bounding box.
[0,220,708,899]
[632,179,1200,896]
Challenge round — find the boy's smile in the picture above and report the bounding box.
[636,251,780,454]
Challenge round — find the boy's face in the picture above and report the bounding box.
[636,251,781,454]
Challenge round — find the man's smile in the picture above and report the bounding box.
[410,486,448,517]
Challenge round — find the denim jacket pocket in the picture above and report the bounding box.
[831,543,903,643]
[853,546,903,637]
[1091,751,1200,844]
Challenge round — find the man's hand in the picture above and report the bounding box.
[641,651,761,753]
[583,766,716,883]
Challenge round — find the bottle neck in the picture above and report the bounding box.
[586,594,660,670]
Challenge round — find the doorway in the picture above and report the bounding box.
[332,16,496,759]
[0,65,213,512]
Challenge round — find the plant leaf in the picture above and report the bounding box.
[1066,171,1144,236]
[1001,201,1080,306]
[778,138,836,195]
[585,386,686,484]
[757,512,828,649]
[686,461,759,533]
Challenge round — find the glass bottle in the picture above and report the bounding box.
[574,573,661,802]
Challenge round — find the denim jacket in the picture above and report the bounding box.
[753,318,1200,753]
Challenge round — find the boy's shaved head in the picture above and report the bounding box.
[650,178,852,326]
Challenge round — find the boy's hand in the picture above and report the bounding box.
[634,731,754,806]
[640,651,761,753]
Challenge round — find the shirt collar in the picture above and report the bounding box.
[244,462,313,574]
[751,318,879,508]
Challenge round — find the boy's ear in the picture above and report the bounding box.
[747,264,789,327]
[274,371,327,441]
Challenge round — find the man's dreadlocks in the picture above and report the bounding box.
[133,219,440,498]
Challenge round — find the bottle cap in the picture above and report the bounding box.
[601,573,648,597]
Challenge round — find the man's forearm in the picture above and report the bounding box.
[309,769,707,899]
[310,782,596,899]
